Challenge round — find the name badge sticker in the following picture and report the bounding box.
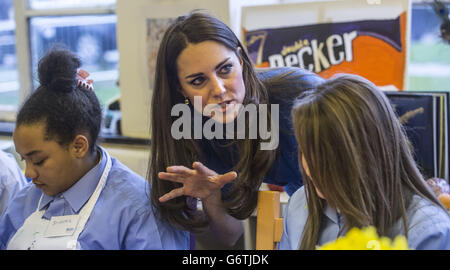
[44,215,80,238]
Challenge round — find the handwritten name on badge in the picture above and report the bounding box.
[44,215,80,238]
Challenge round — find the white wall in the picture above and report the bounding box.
[0,136,150,179]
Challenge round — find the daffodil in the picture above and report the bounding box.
[317,226,409,250]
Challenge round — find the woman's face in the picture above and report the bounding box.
[176,40,246,123]
[301,154,326,200]
[13,122,79,196]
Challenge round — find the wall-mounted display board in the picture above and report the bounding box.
[242,0,411,91]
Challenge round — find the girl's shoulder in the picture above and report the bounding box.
[403,195,450,249]
[103,157,152,211]
[407,195,449,228]
[257,67,324,103]
[1,183,41,228]
[287,185,308,212]
[257,67,324,89]
[9,182,40,206]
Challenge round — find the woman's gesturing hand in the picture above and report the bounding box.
[158,161,237,202]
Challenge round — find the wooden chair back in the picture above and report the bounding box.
[256,190,283,250]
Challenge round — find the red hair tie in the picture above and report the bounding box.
[76,69,94,91]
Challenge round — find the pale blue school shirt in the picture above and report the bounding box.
[280,186,450,250]
[0,146,189,250]
[0,150,27,217]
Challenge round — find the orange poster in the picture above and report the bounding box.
[244,13,407,90]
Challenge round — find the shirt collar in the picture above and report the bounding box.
[39,147,107,213]
[323,203,339,224]
[39,193,54,211]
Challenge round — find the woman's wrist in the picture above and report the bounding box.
[201,188,223,210]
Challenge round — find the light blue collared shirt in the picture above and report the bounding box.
[0,146,189,250]
[0,150,27,217]
[280,186,450,250]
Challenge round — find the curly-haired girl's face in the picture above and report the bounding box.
[176,40,245,123]
[13,122,80,196]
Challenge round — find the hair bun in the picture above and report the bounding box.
[38,46,81,93]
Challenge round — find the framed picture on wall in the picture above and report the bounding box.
[146,18,176,89]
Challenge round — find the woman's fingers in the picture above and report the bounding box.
[158,163,237,202]
[222,171,238,183]
[195,162,237,186]
[208,171,237,185]
[158,172,186,183]
[192,161,215,176]
[159,187,185,202]
[158,165,195,183]
[166,165,196,175]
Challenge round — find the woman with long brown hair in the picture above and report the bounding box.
[282,74,450,250]
[149,10,323,246]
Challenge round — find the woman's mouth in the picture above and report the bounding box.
[202,99,240,123]
[32,180,45,188]
[217,100,234,111]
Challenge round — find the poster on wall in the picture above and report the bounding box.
[242,1,409,90]
[146,18,176,89]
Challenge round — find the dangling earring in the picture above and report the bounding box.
[185,97,190,105]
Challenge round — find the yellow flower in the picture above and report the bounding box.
[317,226,409,250]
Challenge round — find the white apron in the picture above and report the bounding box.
[7,151,112,250]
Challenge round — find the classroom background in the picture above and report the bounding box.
[0,0,449,250]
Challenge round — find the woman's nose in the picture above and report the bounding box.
[210,76,226,98]
[24,164,38,180]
